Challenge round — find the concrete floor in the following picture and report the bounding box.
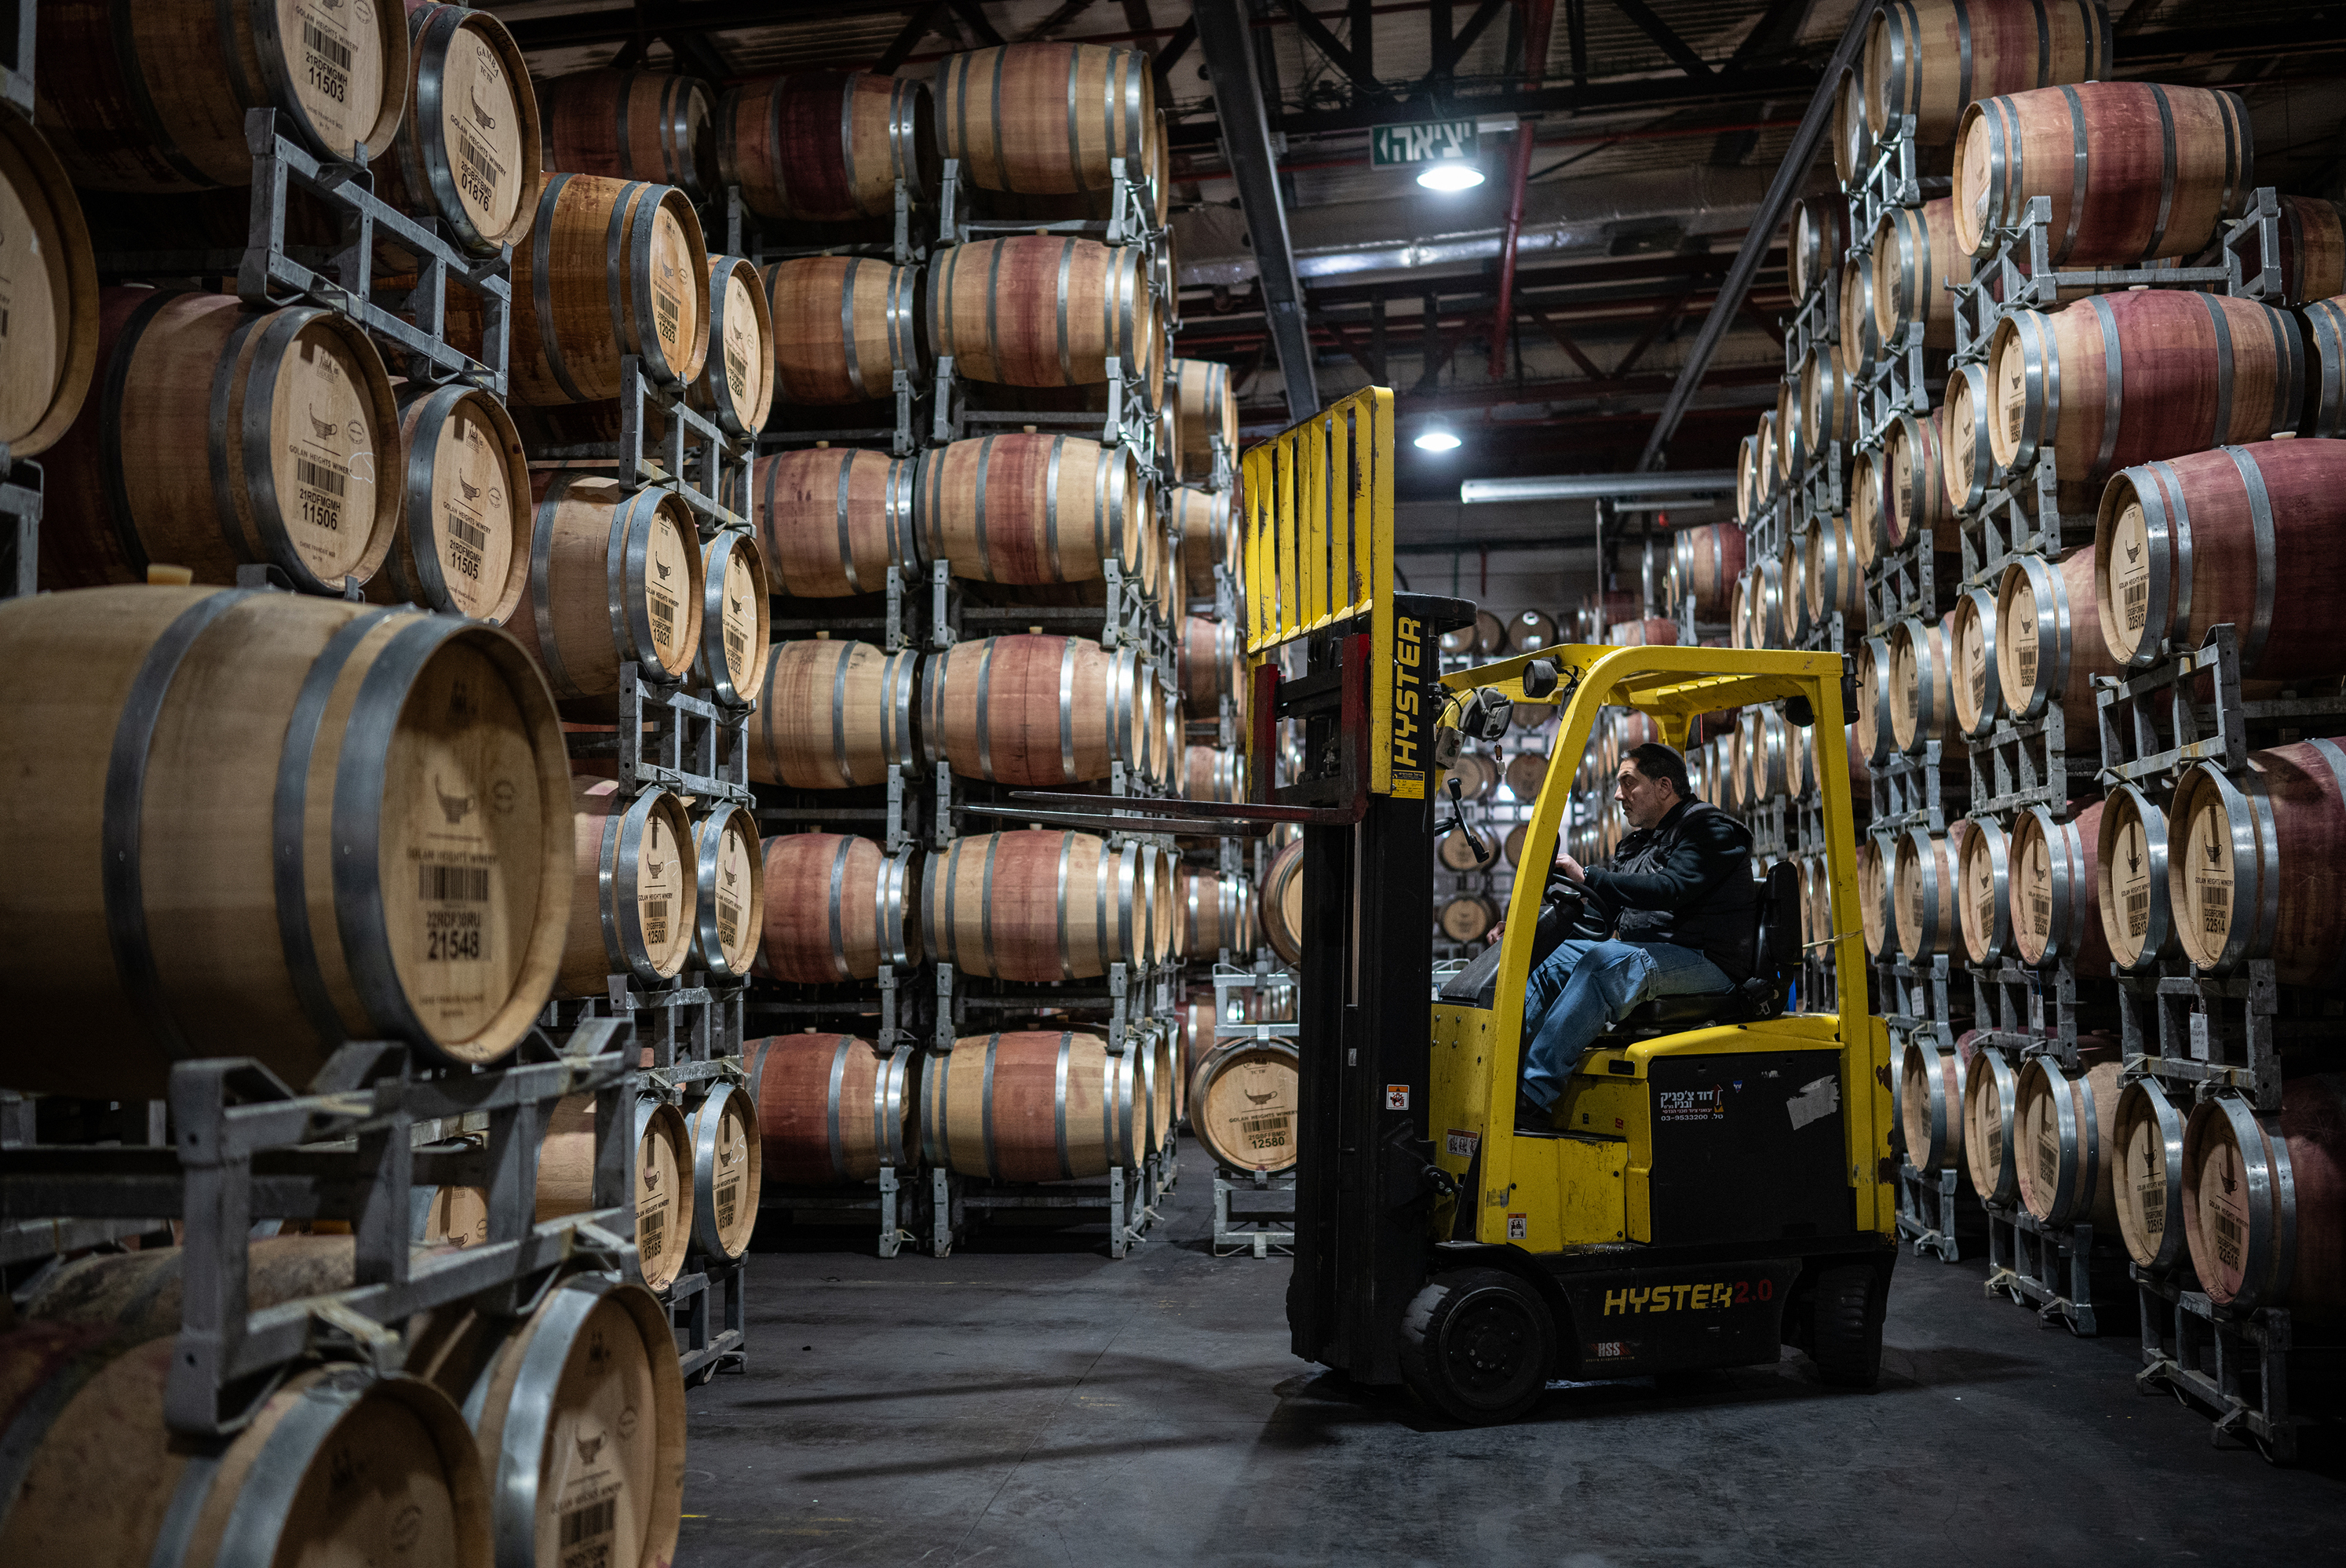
[680,1143,2346,1567]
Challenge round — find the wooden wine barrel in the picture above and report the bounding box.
[2096,782,2172,972]
[0,587,570,1099]
[1176,359,1238,476]
[35,0,407,191]
[1775,376,1804,481]
[1849,449,1888,571]
[1831,64,1867,186]
[695,528,771,709]
[1954,82,2249,263]
[1886,614,1953,757]
[1184,745,1242,804]
[403,1271,684,1568]
[1947,585,2004,738]
[2169,741,2346,985]
[922,633,1151,785]
[685,255,776,437]
[1801,512,1864,630]
[921,1030,1143,1179]
[750,1032,914,1182]
[2014,1052,2123,1228]
[381,4,539,255]
[1940,362,1995,513]
[933,42,1154,195]
[1173,485,1235,598]
[1963,1043,2023,1204]
[1606,617,1679,647]
[1994,549,2120,720]
[1509,608,1559,653]
[757,832,919,982]
[367,383,531,623]
[538,67,717,201]
[1503,748,1550,802]
[1735,436,1760,524]
[719,71,937,224]
[1871,198,1970,349]
[1884,406,1956,556]
[923,830,1153,980]
[1858,833,1895,957]
[750,638,917,789]
[1183,869,1256,957]
[1754,410,1780,499]
[929,236,1152,386]
[763,254,921,404]
[1899,1033,1971,1176]
[690,803,764,983]
[2235,195,2346,310]
[1187,1038,1301,1174]
[0,115,98,460]
[1748,707,1794,801]
[1669,523,1745,622]
[0,1329,488,1566]
[1988,294,2301,506]
[1439,895,1498,944]
[1450,751,1499,801]
[1955,814,2012,963]
[2180,1077,2346,1317]
[1801,348,1858,458]
[42,290,400,595]
[1790,194,1848,302]
[2096,439,2346,678]
[538,1093,693,1290]
[1775,539,1814,646]
[1852,636,1895,767]
[1837,253,1879,379]
[2009,800,2109,971]
[559,778,694,995]
[509,473,704,700]
[916,432,1144,582]
[2114,1074,2191,1269]
[1865,0,2111,148]
[756,447,914,598]
[1180,613,1242,708]
[1262,838,1306,967]
[685,1080,762,1259]
[1894,828,1961,958]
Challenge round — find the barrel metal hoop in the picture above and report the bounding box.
[606,180,654,383]
[2216,445,2278,671]
[877,1045,903,1169]
[972,436,994,579]
[1952,0,1976,114]
[978,831,1000,976]
[1054,830,1074,980]
[1981,1048,2020,1203]
[1057,636,1078,782]
[2209,1095,2282,1308]
[2056,84,2089,264]
[825,833,854,982]
[2198,296,2238,452]
[936,826,962,967]
[412,12,479,255]
[2198,768,2262,972]
[2084,294,2122,483]
[206,304,276,580]
[1054,239,1074,385]
[833,448,863,594]
[604,790,646,979]
[1983,96,2010,241]
[828,639,857,785]
[884,846,914,968]
[1064,46,1088,195]
[478,1279,611,1566]
[826,1034,852,1180]
[2144,84,2179,264]
[535,175,592,403]
[527,474,580,698]
[1043,435,1065,580]
[213,1370,374,1567]
[841,257,868,399]
[982,241,1006,384]
[397,385,456,611]
[981,1031,1001,1179]
[1093,833,1112,970]
[889,454,916,574]
[971,636,999,781]
[2133,459,2186,665]
[1054,1031,1074,1180]
[97,289,186,582]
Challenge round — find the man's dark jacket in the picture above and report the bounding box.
[1537,798,1756,981]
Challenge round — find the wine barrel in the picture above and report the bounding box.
[1775,376,1804,481]
[1963,1043,2023,1203]
[1837,253,1879,379]
[2235,194,2346,308]
[1607,617,1679,647]
[2013,1052,2124,1228]
[35,0,407,191]
[1886,614,1954,757]
[0,115,98,460]
[558,778,695,995]
[0,587,569,1099]
[538,67,717,201]
[696,528,771,709]
[690,803,764,983]
[756,447,916,599]
[1746,706,1793,801]
[403,1271,684,1568]
[688,255,776,437]
[757,832,919,982]
[1503,748,1550,802]
[1831,64,1867,185]
[1754,410,1781,498]
[2096,782,2172,972]
[923,830,1152,980]
[1870,199,1970,350]
[933,43,1155,195]
[1894,828,1961,958]
[719,71,937,223]
[1899,1032,1973,1176]
[1451,750,1499,801]
[1865,0,2111,148]
[1509,608,1560,653]
[370,383,531,623]
[922,634,1153,785]
[1188,1038,1301,1174]
[1995,549,2121,720]
[1175,359,1237,476]
[1262,838,1305,966]
[1852,636,1895,766]
[1439,895,1498,944]
[917,432,1143,583]
[1947,584,2004,738]
[509,473,704,700]
[1735,436,1760,524]
[382,4,539,255]
[750,1032,914,1183]
[1955,814,2012,963]
[929,236,1152,386]
[1672,523,1746,622]
[1174,485,1235,598]
[1858,833,1895,957]
[686,1080,762,1259]
[42,290,400,595]
[1184,745,1242,804]
[2169,741,2346,985]
[1776,538,1815,647]
[1801,348,1859,458]
[1791,194,1848,302]
[1986,292,2302,508]
[1850,450,1888,572]
[23,1236,382,1340]
[750,638,917,789]
[2180,1077,2346,1316]
[1185,868,1257,957]
[2009,800,2110,971]
[1801,512,1865,630]
[2096,439,2346,677]
[2114,1074,2191,1270]
[1954,82,2249,263]
[0,1330,488,1566]
[538,1093,693,1290]
[763,254,921,406]
[1181,613,1242,708]
[1884,406,1957,556]
[1940,362,1994,513]
[921,1030,1144,1179]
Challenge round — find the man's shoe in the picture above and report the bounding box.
[1514,1091,1554,1134]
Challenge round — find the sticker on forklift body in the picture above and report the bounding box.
[1786,1074,1840,1131]
[1444,1129,1479,1158]
[1506,1213,1527,1240]
[1385,1085,1410,1110]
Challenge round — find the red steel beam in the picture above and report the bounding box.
[1487,0,1556,381]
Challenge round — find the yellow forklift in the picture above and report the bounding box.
[1002,389,1895,1424]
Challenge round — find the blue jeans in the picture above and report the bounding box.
[1518,939,1733,1110]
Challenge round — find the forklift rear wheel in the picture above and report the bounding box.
[1398,1268,1556,1425]
[1808,1263,1885,1388]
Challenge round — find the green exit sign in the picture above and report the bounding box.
[1370,119,1478,167]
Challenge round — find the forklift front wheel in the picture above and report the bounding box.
[1398,1268,1556,1426]
[1808,1262,1887,1388]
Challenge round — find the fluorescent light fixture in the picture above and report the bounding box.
[1416,162,1485,192]
[1414,428,1464,452]
[1458,471,1739,503]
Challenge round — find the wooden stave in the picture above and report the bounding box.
[1174,359,1234,477]
[1261,838,1306,967]
[2094,438,2346,678]
[2303,297,2346,439]
[921,830,1147,981]
[920,1030,1142,1180]
[1870,198,1970,349]
[932,43,1155,195]
[916,432,1143,584]
[764,253,922,405]
[2169,741,2346,985]
[695,527,772,708]
[757,831,921,982]
[750,638,917,788]
[927,235,1153,387]
[1883,405,1956,556]
[42,290,403,596]
[370,381,531,624]
[1962,1042,2023,1204]
[1954,82,2249,264]
[537,1094,694,1290]
[2096,782,2173,972]
[690,254,778,437]
[538,67,717,201]
[34,0,409,191]
[1864,0,2111,148]
[0,112,100,458]
[686,1079,764,1258]
[690,802,764,983]
[1955,813,2013,963]
[558,778,695,996]
[1898,1034,1968,1176]
[920,633,1148,785]
[1994,549,2120,722]
[2114,1074,2191,1270]
[509,472,706,701]
[756,447,916,597]
[0,586,573,1099]
[385,3,542,256]
[1946,583,2005,738]
[718,71,939,224]
[1174,487,1235,599]
[1187,1037,1301,1175]
[2013,1053,2124,1229]
[2009,800,2111,972]
[2180,1076,2346,1317]
[748,1032,916,1183]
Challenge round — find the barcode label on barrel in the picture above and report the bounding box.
[726,345,749,399]
[644,897,669,946]
[717,1178,738,1234]
[2030,892,2050,928]
[2201,880,2229,933]
[2038,1136,2058,1191]
[303,19,352,71]
[2123,578,2148,629]
[560,1497,615,1553]
[650,588,676,647]
[447,512,489,553]
[297,457,348,497]
[2126,888,2150,936]
[716,893,739,949]
[2138,1180,2164,1234]
[2213,1205,2242,1269]
[421,864,491,902]
[725,626,747,668]
[1241,1110,1290,1152]
[2013,641,2037,687]
[640,1205,664,1261]
[457,126,504,210]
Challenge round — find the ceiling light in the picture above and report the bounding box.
[1415,162,1485,192]
[1414,428,1463,452]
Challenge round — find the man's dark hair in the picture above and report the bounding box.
[1625,742,1691,799]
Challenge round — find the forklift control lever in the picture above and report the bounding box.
[1437,776,1494,865]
